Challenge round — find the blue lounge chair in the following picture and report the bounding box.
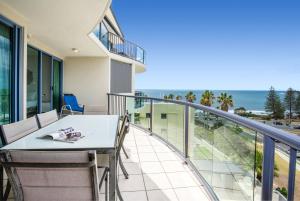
[61,94,84,115]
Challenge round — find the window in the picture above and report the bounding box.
[26,46,63,116]
[161,113,167,119]
[99,22,108,48]
[0,21,12,124]
[0,17,22,125]
[26,47,39,117]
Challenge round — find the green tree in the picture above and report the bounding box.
[185,91,196,103]
[168,94,174,100]
[217,92,233,112]
[265,86,284,119]
[284,88,296,123]
[163,95,168,100]
[175,95,182,100]
[295,91,300,116]
[200,90,215,106]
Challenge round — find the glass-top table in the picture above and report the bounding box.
[1,115,119,201]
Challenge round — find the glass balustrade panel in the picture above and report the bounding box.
[126,97,150,130]
[152,101,185,152]
[189,108,257,201]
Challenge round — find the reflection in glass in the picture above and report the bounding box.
[53,60,61,111]
[126,97,151,130]
[152,101,184,152]
[189,108,213,185]
[0,22,12,125]
[100,22,108,48]
[189,108,257,200]
[93,23,100,38]
[27,47,39,117]
[136,47,144,63]
[42,53,52,112]
[295,154,300,201]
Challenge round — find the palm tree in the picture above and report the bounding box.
[163,95,168,100]
[168,94,174,100]
[217,92,233,112]
[185,91,196,103]
[176,95,182,100]
[200,90,215,106]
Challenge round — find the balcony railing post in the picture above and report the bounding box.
[115,96,120,115]
[107,33,110,50]
[107,94,110,115]
[184,105,189,159]
[288,148,297,201]
[261,136,275,201]
[112,95,115,115]
[124,96,127,116]
[150,99,153,134]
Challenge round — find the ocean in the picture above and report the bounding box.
[139,89,285,113]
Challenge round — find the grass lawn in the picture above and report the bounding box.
[274,153,300,200]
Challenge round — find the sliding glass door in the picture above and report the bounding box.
[26,46,63,116]
[27,47,39,117]
[52,59,61,112]
[41,53,52,113]
[0,22,12,124]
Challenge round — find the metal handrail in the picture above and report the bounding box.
[108,93,299,201]
[108,93,300,150]
[98,31,146,64]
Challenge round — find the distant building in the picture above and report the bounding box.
[234,107,247,115]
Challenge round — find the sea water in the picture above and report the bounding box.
[139,89,285,113]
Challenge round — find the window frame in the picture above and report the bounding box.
[0,15,22,123]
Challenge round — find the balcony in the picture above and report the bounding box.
[108,93,300,201]
[116,126,210,201]
[93,26,146,64]
[2,125,210,201]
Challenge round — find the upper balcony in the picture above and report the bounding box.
[93,23,146,64]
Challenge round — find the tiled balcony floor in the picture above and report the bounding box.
[112,126,211,201]
[3,126,210,201]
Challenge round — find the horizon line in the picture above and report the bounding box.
[137,88,290,91]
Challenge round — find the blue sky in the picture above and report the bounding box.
[112,0,300,90]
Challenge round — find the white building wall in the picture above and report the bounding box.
[64,57,110,112]
[0,0,144,118]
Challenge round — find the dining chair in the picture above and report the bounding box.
[97,114,129,201]
[119,115,130,178]
[0,150,108,201]
[0,116,40,200]
[36,109,59,128]
[120,113,130,160]
[0,116,39,145]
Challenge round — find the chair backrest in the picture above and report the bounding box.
[36,109,59,128]
[116,115,129,158]
[0,116,39,144]
[0,150,99,201]
[119,112,130,134]
[64,94,79,110]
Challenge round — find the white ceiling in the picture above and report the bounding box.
[2,0,111,57]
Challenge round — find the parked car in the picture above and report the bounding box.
[293,125,300,129]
